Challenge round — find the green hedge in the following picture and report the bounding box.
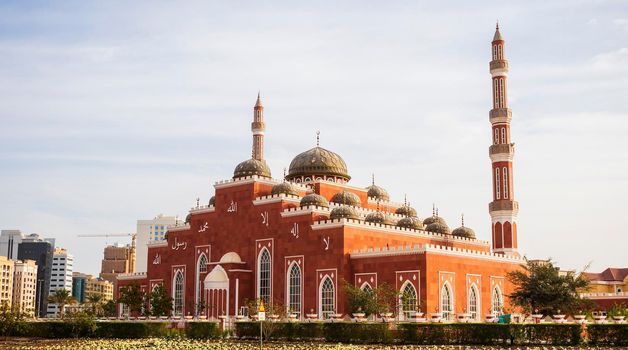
[7,321,219,339]
[234,322,581,345]
[587,324,628,346]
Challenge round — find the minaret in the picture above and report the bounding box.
[252,92,265,160]
[488,23,519,256]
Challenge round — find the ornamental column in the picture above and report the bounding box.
[252,92,265,161]
[488,24,519,256]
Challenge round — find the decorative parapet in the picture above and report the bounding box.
[253,193,302,206]
[189,204,215,214]
[147,240,168,248]
[312,219,490,248]
[367,198,403,209]
[328,202,405,220]
[350,243,524,263]
[117,272,147,281]
[580,292,628,299]
[167,224,190,232]
[281,205,330,218]
[214,176,311,191]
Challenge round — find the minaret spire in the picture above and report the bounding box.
[251,92,265,160]
[488,24,519,256]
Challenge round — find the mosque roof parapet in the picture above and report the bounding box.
[312,218,490,247]
[147,240,168,248]
[350,243,523,263]
[366,197,404,209]
[167,224,191,232]
[214,175,311,191]
[189,204,215,214]
[253,193,302,206]
[281,205,331,218]
[117,272,147,280]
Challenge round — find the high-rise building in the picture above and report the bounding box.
[0,256,14,307]
[0,230,23,260]
[13,259,37,316]
[99,244,135,290]
[47,247,74,317]
[17,234,54,317]
[72,272,87,303]
[73,272,113,303]
[135,214,176,272]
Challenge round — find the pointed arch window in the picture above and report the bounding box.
[492,287,503,315]
[501,127,506,144]
[196,254,208,310]
[493,80,499,108]
[319,277,335,319]
[441,283,453,321]
[494,128,499,145]
[503,167,509,199]
[173,271,184,316]
[400,282,418,319]
[495,168,501,199]
[361,283,373,292]
[287,263,301,318]
[469,286,479,320]
[257,248,271,304]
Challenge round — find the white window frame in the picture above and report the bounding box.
[318,276,335,320]
[492,286,503,315]
[495,168,501,199]
[257,248,271,304]
[501,127,506,144]
[440,282,454,321]
[286,262,302,318]
[400,281,418,321]
[173,271,184,316]
[503,167,509,199]
[195,254,208,311]
[468,284,480,321]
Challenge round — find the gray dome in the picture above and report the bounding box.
[425,221,451,235]
[271,182,299,196]
[330,191,362,207]
[300,193,329,208]
[330,206,360,220]
[423,215,448,227]
[395,205,417,218]
[233,158,271,179]
[365,211,393,225]
[366,184,390,201]
[397,216,424,230]
[286,147,350,181]
[452,226,476,239]
[209,196,216,206]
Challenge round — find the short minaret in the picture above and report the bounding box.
[252,92,265,160]
[488,23,519,256]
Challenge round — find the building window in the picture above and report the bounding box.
[441,283,453,321]
[319,276,334,319]
[501,127,506,144]
[503,167,509,199]
[400,282,418,320]
[493,80,499,107]
[495,168,501,199]
[492,287,503,315]
[469,285,479,320]
[360,282,372,292]
[198,254,208,274]
[494,128,499,144]
[257,248,271,304]
[287,263,301,318]
[196,254,208,310]
[173,271,184,316]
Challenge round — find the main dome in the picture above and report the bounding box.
[286,147,350,182]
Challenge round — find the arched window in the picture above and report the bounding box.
[493,80,499,107]
[196,254,208,310]
[494,128,499,144]
[495,168,501,199]
[503,167,509,199]
[257,248,271,304]
[400,282,418,319]
[173,271,184,316]
[319,276,335,319]
[469,285,479,321]
[287,263,301,318]
[493,45,497,60]
[360,282,372,292]
[441,283,453,321]
[492,287,503,315]
[501,127,506,144]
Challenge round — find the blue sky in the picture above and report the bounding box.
[1,1,627,275]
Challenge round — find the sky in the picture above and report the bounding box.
[1,1,627,276]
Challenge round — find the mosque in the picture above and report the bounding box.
[118,25,524,321]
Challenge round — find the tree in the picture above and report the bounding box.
[343,281,398,316]
[118,283,147,316]
[85,294,104,317]
[0,301,25,340]
[507,259,590,315]
[48,289,77,318]
[149,284,172,317]
[102,299,117,317]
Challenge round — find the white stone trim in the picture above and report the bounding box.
[117,272,147,280]
[189,205,215,214]
[167,224,190,232]
[253,194,302,206]
[350,243,523,263]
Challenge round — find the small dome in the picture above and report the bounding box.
[425,221,451,235]
[219,252,242,264]
[365,211,393,225]
[395,205,417,218]
[209,196,216,206]
[271,182,299,196]
[286,147,350,182]
[397,216,424,230]
[330,191,362,207]
[330,206,360,220]
[423,215,448,227]
[452,226,476,239]
[233,158,271,179]
[184,213,192,224]
[300,193,329,208]
[366,184,390,201]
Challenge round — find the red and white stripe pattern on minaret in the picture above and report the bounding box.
[489,24,519,256]
[252,92,265,160]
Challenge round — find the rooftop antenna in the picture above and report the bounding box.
[316,130,320,147]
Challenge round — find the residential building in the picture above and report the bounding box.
[136,214,176,272]
[99,244,135,290]
[17,234,54,317]
[47,247,74,317]
[0,256,14,307]
[13,259,37,316]
[581,268,628,310]
[0,230,23,260]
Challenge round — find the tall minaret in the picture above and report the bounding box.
[251,92,265,160]
[488,24,519,256]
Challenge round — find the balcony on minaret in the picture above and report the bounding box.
[489,108,512,123]
[489,200,519,213]
[490,60,509,71]
[489,143,515,156]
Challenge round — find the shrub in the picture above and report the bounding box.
[185,322,222,339]
[323,323,392,343]
[513,324,581,345]
[587,324,628,346]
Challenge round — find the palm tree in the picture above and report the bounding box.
[86,294,104,316]
[48,289,76,318]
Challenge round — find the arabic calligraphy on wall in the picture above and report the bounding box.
[171,237,188,250]
[227,200,238,213]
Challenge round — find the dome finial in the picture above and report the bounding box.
[432,203,436,217]
[404,194,407,206]
[372,173,375,186]
[255,91,263,107]
[436,207,439,217]
[496,20,499,30]
[461,213,465,227]
[283,167,287,180]
[316,130,320,147]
